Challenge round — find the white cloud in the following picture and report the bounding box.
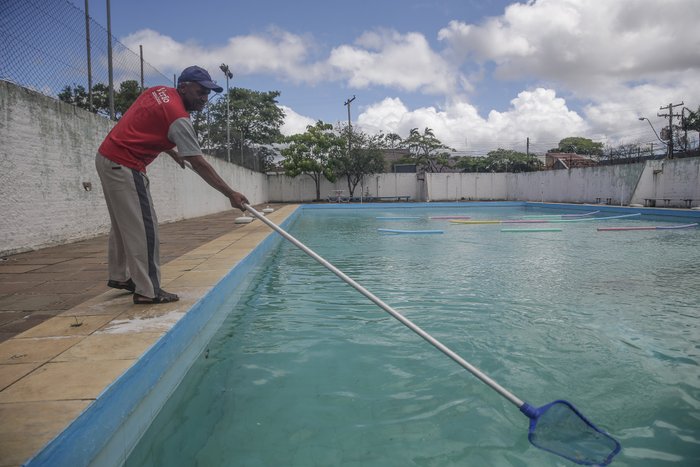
[357,88,587,154]
[328,30,465,94]
[120,27,327,84]
[438,0,700,95]
[278,105,315,136]
[117,1,700,152]
[120,26,465,94]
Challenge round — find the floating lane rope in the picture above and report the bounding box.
[378,228,444,234]
[450,220,502,224]
[547,213,641,223]
[501,228,563,233]
[598,223,698,232]
[429,215,472,220]
[376,216,421,220]
[452,213,641,225]
[520,210,599,219]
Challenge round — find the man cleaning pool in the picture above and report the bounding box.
[95,65,249,304]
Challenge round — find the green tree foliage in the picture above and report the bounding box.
[282,121,339,201]
[549,137,604,157]
[456,148,542,173]
[114,80,141,118]
[333,125,385,198]
[404,127,455,172]
[57,81,139,119]
[682,106,700,151]
[207,88,285,150]
[57,84,90,109]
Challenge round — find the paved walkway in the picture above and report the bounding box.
[0,208,277,342]
[0,204,294,466]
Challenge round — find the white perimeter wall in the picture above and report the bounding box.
[0,81,266,256]
[267,172,420,202]
[425,160,699,206]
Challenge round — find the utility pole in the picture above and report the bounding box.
[658,102,683,159]
[219,64,233,163]
[344,95,355,155]
[344,95,356,200]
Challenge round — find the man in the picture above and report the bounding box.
[96,65,249,304]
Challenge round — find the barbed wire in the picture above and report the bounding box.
[0,0,170,103]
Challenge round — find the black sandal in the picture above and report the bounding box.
[133,289,179,305]
[107,278,136,293]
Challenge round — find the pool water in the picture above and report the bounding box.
[126,206,700,466]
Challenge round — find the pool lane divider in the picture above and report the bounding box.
[501,228,563,233]
[375,216,421,220]
[378,228,444,234]
[520,210,599,219]
[598,223,698,232]
[429,215,471,219]
[451,213,641,225]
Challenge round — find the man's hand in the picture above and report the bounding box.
[229,191,250,211]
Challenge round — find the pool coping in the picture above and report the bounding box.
[9,201,700,466]
[1,205,299,467]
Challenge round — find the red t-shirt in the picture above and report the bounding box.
[98,86,190,172]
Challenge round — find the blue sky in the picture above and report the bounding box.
[74,0,700,155]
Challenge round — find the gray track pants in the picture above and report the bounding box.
[95,153,160,298]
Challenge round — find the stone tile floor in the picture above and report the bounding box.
[0,209,271,342]
[0,204,294,466]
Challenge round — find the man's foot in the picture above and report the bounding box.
[133,289,179,305]
[107,278,136,293]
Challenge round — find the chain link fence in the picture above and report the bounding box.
[0,0,171,103]
[0,0,268,171]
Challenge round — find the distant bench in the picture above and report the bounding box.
[348,195,411,202]
[369,195,411,202]
[644,198,694,208]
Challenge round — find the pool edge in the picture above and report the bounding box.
[22,205,302,467]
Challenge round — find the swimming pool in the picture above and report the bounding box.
[125,204,700,466]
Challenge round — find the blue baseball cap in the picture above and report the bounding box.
[177,66,223,93]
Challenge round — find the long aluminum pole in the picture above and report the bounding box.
[226,75,231,163]
[244,203,525,409]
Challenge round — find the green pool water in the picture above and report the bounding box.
[126,206,700,466]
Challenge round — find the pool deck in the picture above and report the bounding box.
[0,204,297,467]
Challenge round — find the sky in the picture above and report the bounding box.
[74,0,700,155]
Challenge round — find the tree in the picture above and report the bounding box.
[485,148,542,172]
[404,127,455,172]
[455,156,489,173]
[549,137,604,157]
[208,87,285,151]
[333,125,385,198]
[456,149,542,173]
[282,121,339,201]
[57,84,90,109]
[114,80,141,118]
[57,81,137,119]
[681,106,700,152]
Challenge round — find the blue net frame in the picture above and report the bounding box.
[520,400,621,466]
